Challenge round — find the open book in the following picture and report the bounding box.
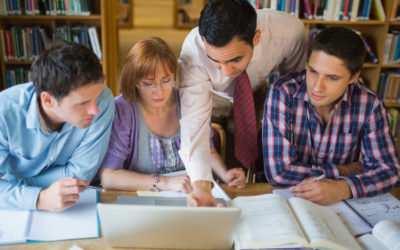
[274,188,400,236]
[0,189,99,245]
[230,194,361,250]
[358,220,400,250]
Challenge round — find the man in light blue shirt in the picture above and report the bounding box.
[0,41,114,211]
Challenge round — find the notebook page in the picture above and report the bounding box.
[345,193,400,226]
[27,189,98,241]
[0,209,30,245]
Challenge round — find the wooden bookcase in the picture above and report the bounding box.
[0,0,120,96]
[173,0,208,29]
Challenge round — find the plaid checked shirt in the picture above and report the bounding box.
[262,70,400,198]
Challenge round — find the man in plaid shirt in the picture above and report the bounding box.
[263,27,400,205]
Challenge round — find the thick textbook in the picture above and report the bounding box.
[274,188,400,236]
[0,189,99,246]
[358,220,400,250]
[230,194,361,250]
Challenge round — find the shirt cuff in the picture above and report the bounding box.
[23,186,42,210]
[342,176,358,199]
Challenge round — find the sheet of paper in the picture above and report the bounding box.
[27,189,98,241]
[137,190,161,196]
[0,209,30,245]
[273,188,294,200]
[158,170,231,200]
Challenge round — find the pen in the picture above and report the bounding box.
[84,185,105,192]
[306,174,325,184]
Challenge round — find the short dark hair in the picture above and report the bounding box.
[198,0,257,47]
[308,27,366,76]
[31,40,103,101]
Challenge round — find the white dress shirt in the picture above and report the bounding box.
[178,9,307,183]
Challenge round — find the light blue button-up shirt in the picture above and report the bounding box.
[0,83,114,210]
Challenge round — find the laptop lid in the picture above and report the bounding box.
[97,199,240,249]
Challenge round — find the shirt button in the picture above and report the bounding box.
[50,157,54,161]
[330,148,334,153]
[319,153,323,158]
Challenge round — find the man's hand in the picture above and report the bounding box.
[337,162,364,176]
[160,175,193,194]
[289,178,352,205]
[36,177,89,212]
[223,168,246,188]
[187,180,223,207]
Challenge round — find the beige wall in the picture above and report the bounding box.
[133,0,174,27]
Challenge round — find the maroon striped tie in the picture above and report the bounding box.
[233,71,258,168]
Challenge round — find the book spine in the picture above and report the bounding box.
[364,0,372,20]
[88,26,101,60]
[302,0,312,19]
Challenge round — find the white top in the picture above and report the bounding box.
[178,8,307,182]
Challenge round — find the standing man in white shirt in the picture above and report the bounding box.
[179,0,307,206]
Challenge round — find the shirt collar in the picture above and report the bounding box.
[25,93,73,134]
[37,102,52,134]
[26,92,41,130]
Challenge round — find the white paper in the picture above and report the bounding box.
[0,209,30,245]
[27,189,98,241]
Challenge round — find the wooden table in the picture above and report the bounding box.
[2,184,400,250]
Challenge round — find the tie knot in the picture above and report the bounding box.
[235,71,248,82]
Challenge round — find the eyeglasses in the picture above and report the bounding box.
[136,80,175,92]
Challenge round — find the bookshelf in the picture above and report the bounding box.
[173,0,208,29]
[0,0,120,96]
[119,0,133,28]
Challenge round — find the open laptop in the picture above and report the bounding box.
[97,196,241,249]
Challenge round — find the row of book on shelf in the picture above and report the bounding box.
[0,0,95,16]
[5,67,31,88]
[308,27,378,63]
[247,0,386,21]
[0,25,102,62]
[377,71,400,104]
[384,31,400,65]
